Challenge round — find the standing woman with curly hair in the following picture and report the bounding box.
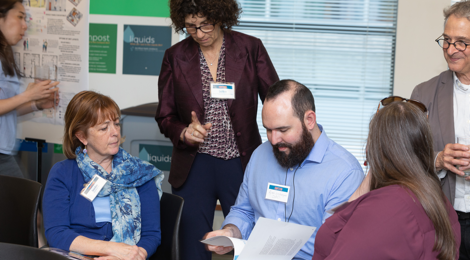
[155,0,279,259]
[0,0,59,177]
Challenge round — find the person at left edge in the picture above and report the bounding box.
[43,91,163,260]
[0,0,59,178]
[155,1,279,260]
[205,80,364,260]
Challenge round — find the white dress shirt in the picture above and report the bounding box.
[452,72,470,212]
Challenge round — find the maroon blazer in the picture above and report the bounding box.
[155,31,279,188]
[312,185,460,260]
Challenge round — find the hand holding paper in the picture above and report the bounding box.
[201,218,316,260]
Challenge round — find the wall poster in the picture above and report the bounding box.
[14,0,89,125]
[122,25,171,76]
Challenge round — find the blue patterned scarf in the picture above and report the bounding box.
[75,146,164,245]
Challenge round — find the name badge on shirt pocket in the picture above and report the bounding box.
[210,82,235,99]
[265,182,290,203]
[80,174,107,202]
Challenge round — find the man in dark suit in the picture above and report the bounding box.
[411,1,470,258]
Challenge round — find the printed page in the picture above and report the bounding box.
[239,217,316,260]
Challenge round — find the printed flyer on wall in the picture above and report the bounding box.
[13,0,89,125]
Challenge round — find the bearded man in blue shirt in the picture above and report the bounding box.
[204,79,364,260]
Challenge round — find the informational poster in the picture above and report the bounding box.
[14,0,89,125]
[89,23,117,74]
[122,25,171,76]
[139,144,172,171]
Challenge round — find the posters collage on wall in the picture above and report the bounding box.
[13,0,89,125]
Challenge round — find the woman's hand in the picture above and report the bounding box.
[97,243,147,260]
[181,111,212,145]
[36,89,59,110]
[70,237,147,260]
[24,80,59,102]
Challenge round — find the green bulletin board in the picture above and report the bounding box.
[90,0,170,18]
[89,23,117,74]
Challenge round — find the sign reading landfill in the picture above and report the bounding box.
[122,25,171,76]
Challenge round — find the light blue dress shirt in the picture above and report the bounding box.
[92,196,112,223]
[0,65,21,154]
[222,125,364,260]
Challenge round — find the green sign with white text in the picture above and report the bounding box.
[139,144,172,171]
[89,23,117,74]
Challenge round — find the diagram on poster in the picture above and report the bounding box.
[13,1,88,125]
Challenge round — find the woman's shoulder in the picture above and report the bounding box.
[48,159,80,181]
[225,30,262,46]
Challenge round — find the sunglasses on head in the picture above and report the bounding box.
[377,96,428,114]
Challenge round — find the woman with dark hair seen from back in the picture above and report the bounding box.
[156,1,279,260]
[312,100,460,260]
[43,91,163,260]
[0,0,59,178]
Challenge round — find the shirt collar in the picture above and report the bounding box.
[454,71,470,93]
[300,124,329,168]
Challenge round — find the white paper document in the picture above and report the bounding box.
[201,217,316,260]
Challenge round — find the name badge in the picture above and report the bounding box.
[210,82,235,99]
[80,174,107,202]
[265,182,290,203]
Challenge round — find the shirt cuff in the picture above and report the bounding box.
[222,215,254,240]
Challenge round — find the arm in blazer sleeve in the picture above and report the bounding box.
[156,50,188,149]
[255,38,279,103]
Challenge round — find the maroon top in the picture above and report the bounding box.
[155,31,279,188]
[312,185,460,260]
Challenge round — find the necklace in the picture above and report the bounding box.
[203,49,220,66]
[208,52,219,66]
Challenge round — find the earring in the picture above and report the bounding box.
[83,145,87,155]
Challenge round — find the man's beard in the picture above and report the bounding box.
[272,123,315,168]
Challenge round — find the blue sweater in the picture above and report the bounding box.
[43,159,161,257]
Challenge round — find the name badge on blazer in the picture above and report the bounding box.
[210,82,235,99]
[80,174,107,202]
[265,183,290,203]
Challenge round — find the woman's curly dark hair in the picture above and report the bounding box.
[170,0,242,33]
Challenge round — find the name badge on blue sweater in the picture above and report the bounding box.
[80,174,107,202]
[266,183,290,203]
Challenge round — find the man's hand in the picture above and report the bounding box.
[204,225,242,255]
[436,143,470,178]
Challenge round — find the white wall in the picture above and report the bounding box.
[393,0,450,98]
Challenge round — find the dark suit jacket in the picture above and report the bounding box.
[155,31,279,188]
[411,70,456,204]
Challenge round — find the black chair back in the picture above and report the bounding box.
[0,175,42,247]
[0,242,69,259]
[150,192,184,260]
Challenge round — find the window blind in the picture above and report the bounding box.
[235,0,398,168]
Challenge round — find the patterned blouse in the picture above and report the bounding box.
[197,38,240,160]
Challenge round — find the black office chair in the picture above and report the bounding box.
[0,242,69,259]
[0,175,42,247]
[150,192,184,260]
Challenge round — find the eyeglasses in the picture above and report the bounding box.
[183,24,215,34]
[435,36,470,52]
[377,96,428,114]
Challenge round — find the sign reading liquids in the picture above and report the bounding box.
[139,144,172,171]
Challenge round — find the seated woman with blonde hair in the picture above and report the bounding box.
[313,98,460,260]
[43,91,163,260]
